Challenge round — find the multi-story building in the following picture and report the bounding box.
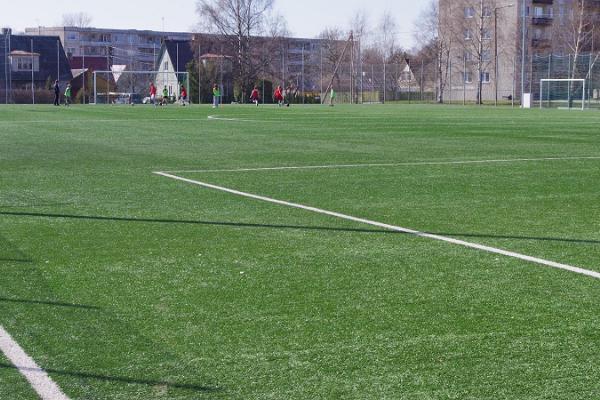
[25,26,193,71]
[439,0,600,103]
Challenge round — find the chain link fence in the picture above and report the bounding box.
[3,30,600,108]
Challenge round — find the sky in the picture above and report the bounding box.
[1,0,426,48]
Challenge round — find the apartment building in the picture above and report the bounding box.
[439,0,600,102]
[25,26,192,71]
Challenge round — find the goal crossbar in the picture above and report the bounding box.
[540,78,586,110]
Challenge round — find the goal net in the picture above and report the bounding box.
[539,79,586,110]
[92,71,189,105]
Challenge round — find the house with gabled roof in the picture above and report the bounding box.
[154,40,195,99]
[1,30,72,103]
[4,33,72,87]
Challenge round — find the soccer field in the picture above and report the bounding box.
[1,104,600,399]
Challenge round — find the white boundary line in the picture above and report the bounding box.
[164,156,600,173]
[154,171,600,280]
[0,118,210,125]
[0,326,70,400]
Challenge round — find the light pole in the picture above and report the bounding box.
[494,3,514,106]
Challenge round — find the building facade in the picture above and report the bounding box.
[439,0,600,103]
[25,26,193,71]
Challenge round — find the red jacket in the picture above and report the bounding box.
[274,88,283,100]
[250,89,260,100]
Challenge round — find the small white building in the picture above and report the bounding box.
[155,40,193,99]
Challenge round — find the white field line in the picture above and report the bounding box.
[0,326,70,400]
[164,156,600,173]
[0,118,210,125]
[154,171,600,280]
[207,115,262,122]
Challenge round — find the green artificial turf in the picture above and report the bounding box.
[1,104,599,399]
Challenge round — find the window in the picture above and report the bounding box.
[463,71,473,83]
[483,7,492,17]
[464,28,472,40]
[67,47,76,58]
[67,32,79,41]
[12,56,39,72]
[463,51,473,61]
[482,50,491,61]
[100,34,111,43]
[481,71,491,83]
[164,61,169,70]
[17,58,32,70]
[464,7,475,18]
[483,29,492,40]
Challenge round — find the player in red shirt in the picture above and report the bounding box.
[180,85,187,106]
[149,82,157,107]
[250,87,260,106]
[274,85,284,107]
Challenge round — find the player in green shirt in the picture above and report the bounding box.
[64,84,72,106]
[213,84,221,108]
[161,86,169,106]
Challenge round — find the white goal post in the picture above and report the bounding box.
[539,78,586,110]
[92,70,190,105]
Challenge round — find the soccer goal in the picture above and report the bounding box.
[92,70,189,105]
[539,79,586,110]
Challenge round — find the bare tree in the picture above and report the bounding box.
[417,0,453,103]
[453,0,496,104]
[554,0,599,106]
[319,27,347,89]
[62,12,93,28]
[378,11,398,63]
[196,0,277,101]
[349,10,370,43]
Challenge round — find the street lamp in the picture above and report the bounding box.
[494,3,514,106]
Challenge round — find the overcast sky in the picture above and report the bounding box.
[1,0,426,48]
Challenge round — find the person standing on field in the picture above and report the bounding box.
[53,80,60,106]
[250,86,260,106]
[330,87,336,107]
[161,86,169,106]
[149,82,157,107]
[212,84,221,108]
[64,83,72,106]
[274,85,284,107]
[180,85,187,106]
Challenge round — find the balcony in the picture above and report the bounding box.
[532,0,553,4]
[532,16,553,25]
[532,38,551,48]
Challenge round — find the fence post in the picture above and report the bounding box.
[463,56,466,106]
[383,62,386,104]
[420,59,424,102]
[4,31,8,104]
[588,53,592,108]
[512,57,515,108]
[449,60,452,104]
[31,38,35,105]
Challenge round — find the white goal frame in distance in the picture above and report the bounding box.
[91,70,190,105]
[540,78,586,110]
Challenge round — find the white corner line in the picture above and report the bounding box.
[163,156,600,174]
[0,326,70,400]
[154,171,600,280]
